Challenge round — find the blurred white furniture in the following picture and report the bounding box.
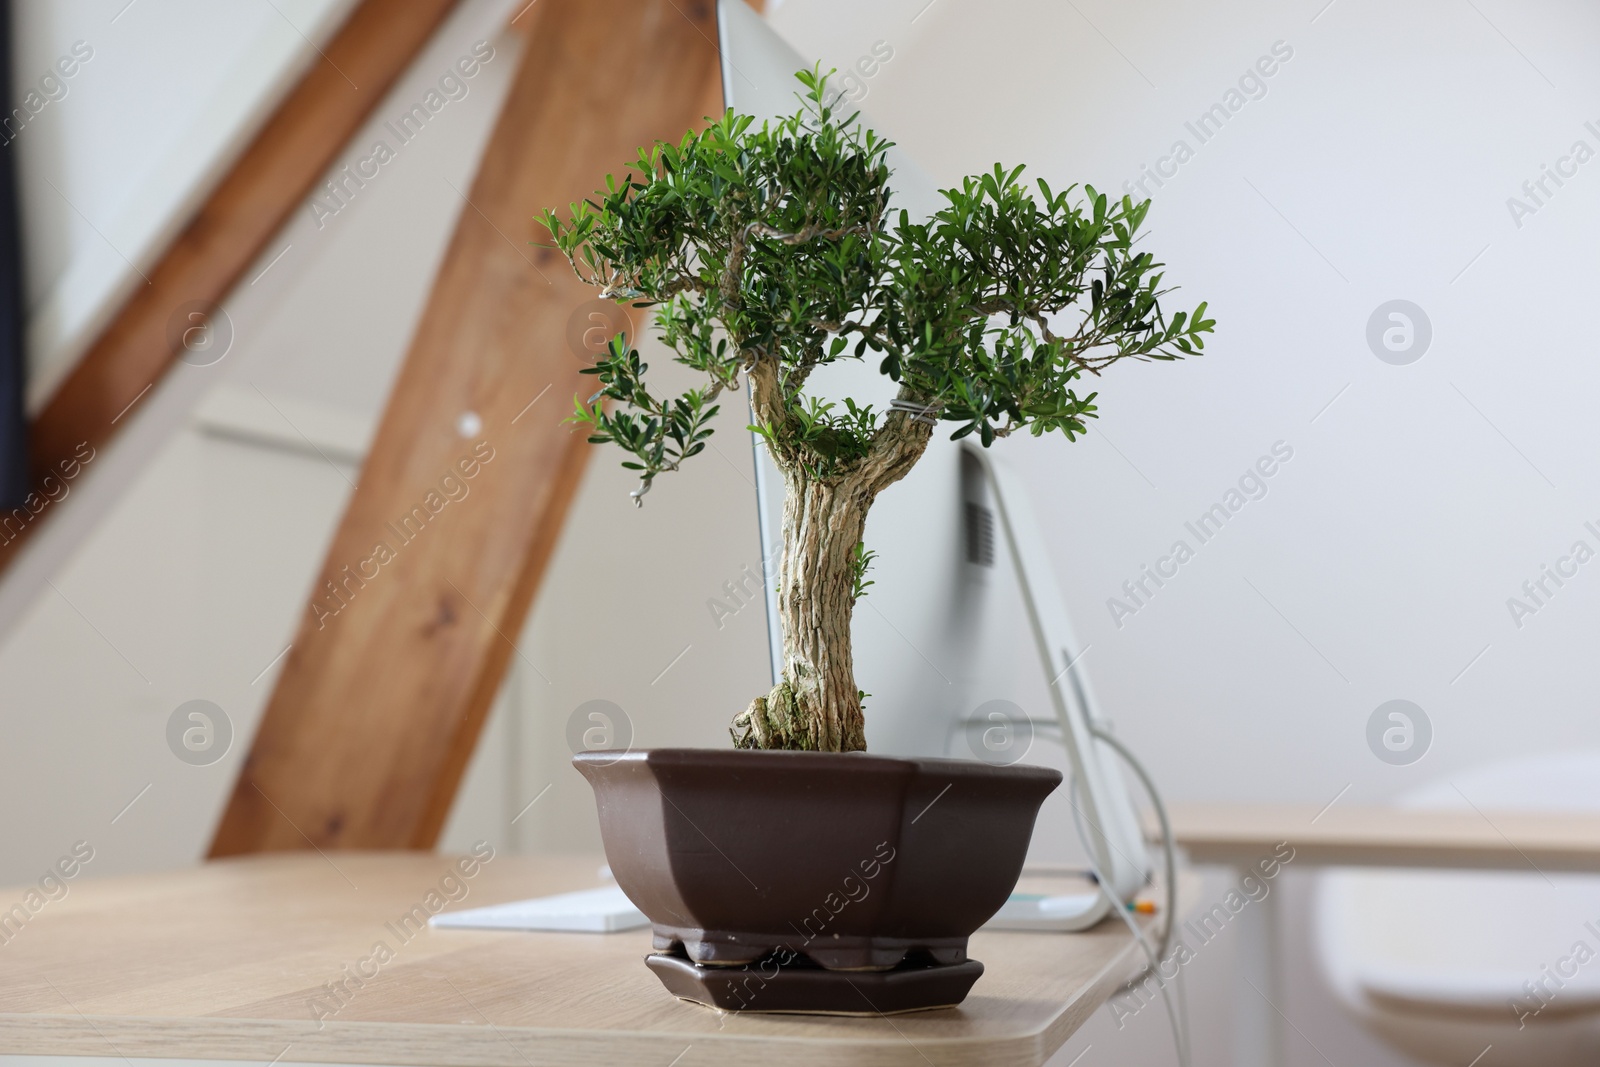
[1317,752,1600,1066]
[1170,775,1600,1067]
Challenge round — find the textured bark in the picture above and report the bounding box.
[731,358,935,752]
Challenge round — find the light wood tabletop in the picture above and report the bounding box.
[0,851,1170,1066]
[1168,802,1600,872]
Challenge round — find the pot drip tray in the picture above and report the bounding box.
[645,949,984,1015]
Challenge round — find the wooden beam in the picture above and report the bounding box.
[0,0,462,567]
[210,0,725,853]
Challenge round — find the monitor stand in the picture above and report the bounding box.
[964,443,1152,929]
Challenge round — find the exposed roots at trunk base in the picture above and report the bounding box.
[730,683,817,750]
[730,681,867,752]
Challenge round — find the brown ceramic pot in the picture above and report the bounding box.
[573,747,1060,1012]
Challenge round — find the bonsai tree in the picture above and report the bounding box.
[541,71,1212,754]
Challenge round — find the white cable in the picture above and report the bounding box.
[1028,718,1179,967]
[1092,725,1179,971]
[1065,731,1191,1067]
[1092,724,1192,1065]
[1068,787,1188,1067]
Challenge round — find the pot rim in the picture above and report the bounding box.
[573,745,1063,784]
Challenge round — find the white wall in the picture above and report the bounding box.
[767,1,1600,1064]
[770,0,1600,807]
[12,0,360,408]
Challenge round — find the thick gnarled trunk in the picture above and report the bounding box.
[731,359,934,752]
[739,474,872,750]
[779,474,872,750]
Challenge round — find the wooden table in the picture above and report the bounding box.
[1167,802,1600,1067]
[0,852,1170,1066]
[1170,802,1600,872]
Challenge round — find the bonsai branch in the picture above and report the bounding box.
[744,221,869,245]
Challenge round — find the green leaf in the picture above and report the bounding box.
[537,68,1208,500]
